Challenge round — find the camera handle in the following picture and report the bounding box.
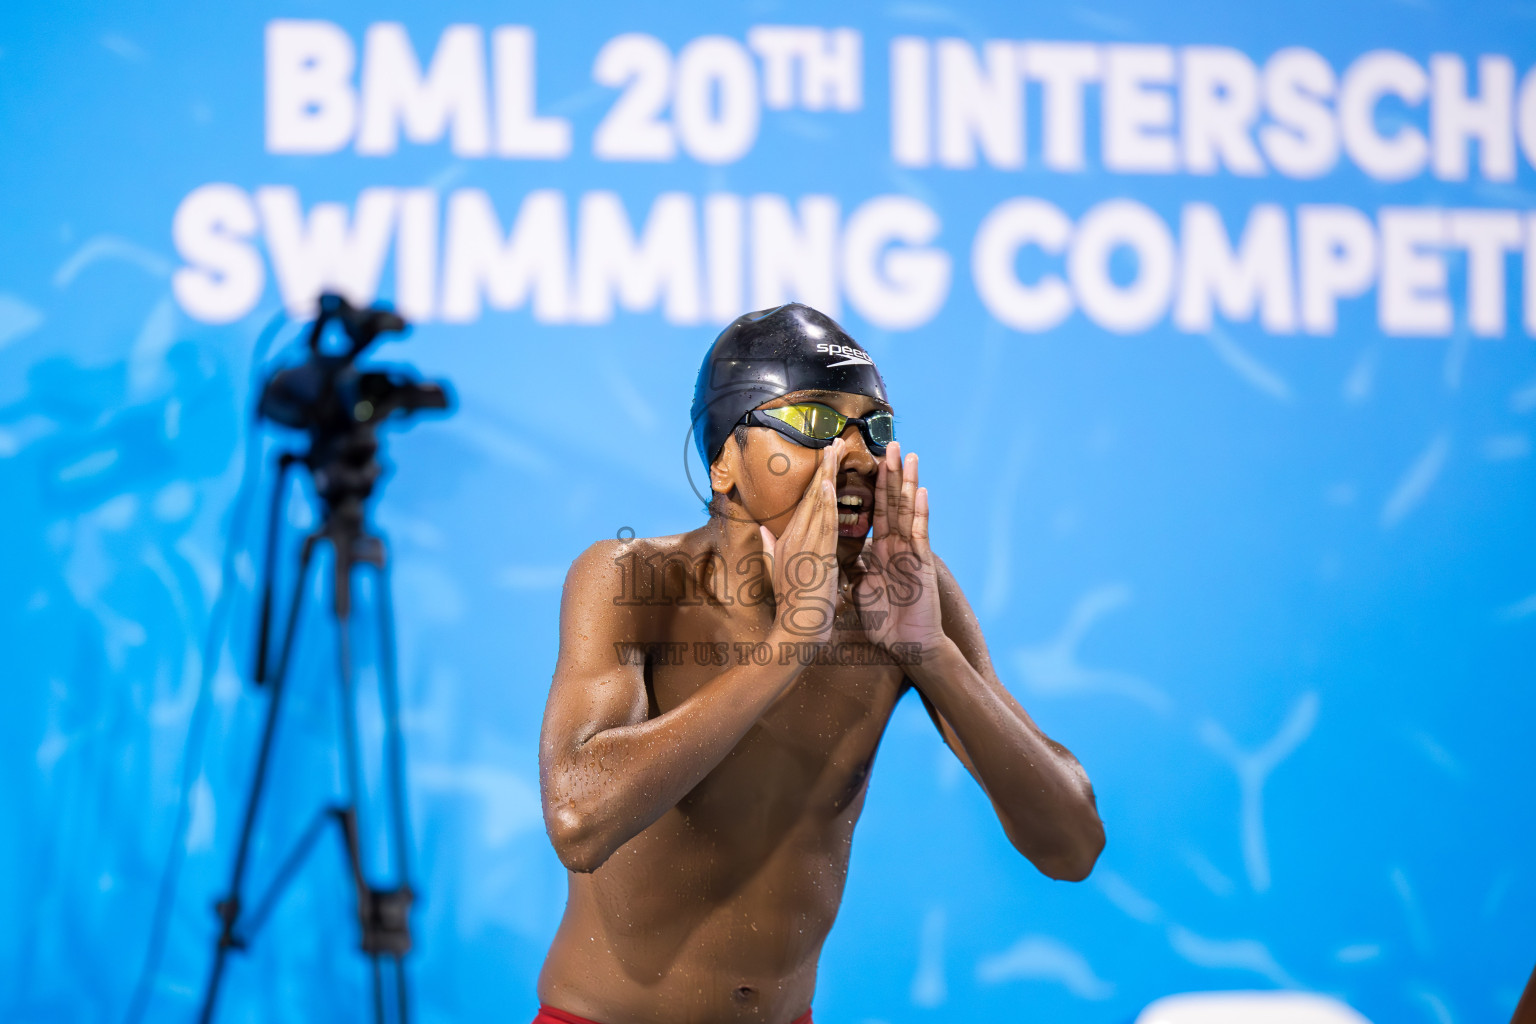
[307,293,407,361]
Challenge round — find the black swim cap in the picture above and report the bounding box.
[691,303,890,470]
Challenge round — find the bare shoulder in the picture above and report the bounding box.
[931,555,971,614]
[558,533,714,653]
[562,532,693,600]
[549,537,691,734]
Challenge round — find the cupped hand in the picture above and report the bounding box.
[850,442,945,654]
[758,439,843,645]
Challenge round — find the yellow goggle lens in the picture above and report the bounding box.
[764,403,846,439]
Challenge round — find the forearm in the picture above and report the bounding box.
[909,638,1104,879]
[545,632,802,871]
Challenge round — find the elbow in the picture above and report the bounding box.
[1045,768,1106,882]
[1034,820,1105,882]
[1007,782,1106,882]
[545,803,617,874]
[553,837,609,875]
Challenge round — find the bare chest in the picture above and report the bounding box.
[641,600,908,826]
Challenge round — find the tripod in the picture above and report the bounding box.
[198,296,447,1024]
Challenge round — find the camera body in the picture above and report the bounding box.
[259,358,449,433]
[257,294,451,521]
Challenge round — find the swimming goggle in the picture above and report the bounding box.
[741,402,895,454]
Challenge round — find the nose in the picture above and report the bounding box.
[837,422,879,474]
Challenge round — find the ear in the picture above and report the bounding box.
[709,439,739,497]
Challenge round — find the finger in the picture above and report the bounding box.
[783,440,837,540]
[826,436,845,486]
[897,452,918,537]
[805,440,836,520]
[816,439,844,508]
[872,458,891,540]
[759,524,776,564]
[813,441,842,550]
[913,485,932,555]
[785,442,839,559]
[882,441,903,539]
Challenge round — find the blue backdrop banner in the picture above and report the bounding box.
[2,1,1533,1022]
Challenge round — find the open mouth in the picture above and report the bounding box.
[835,490,872,537]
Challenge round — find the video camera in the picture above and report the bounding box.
[257,293,450,522]
[259,293,448,433]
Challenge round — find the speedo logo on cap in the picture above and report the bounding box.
[817,343,874,368]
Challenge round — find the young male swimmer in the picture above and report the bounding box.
[536,303,1104,1024]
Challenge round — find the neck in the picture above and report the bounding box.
[703,492,770,564]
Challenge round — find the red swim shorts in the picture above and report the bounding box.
[534,1005,813,1024]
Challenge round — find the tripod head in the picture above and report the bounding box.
[258,294,451,530]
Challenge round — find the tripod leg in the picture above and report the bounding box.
[234,806,332,944]
[370,558,415,1024]
[253,454,296,684]
[394,953,410,1024]
[336,594,367,854]
[370,954,385,1024]
[372,560,413,882]
[199,536,317,1024]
